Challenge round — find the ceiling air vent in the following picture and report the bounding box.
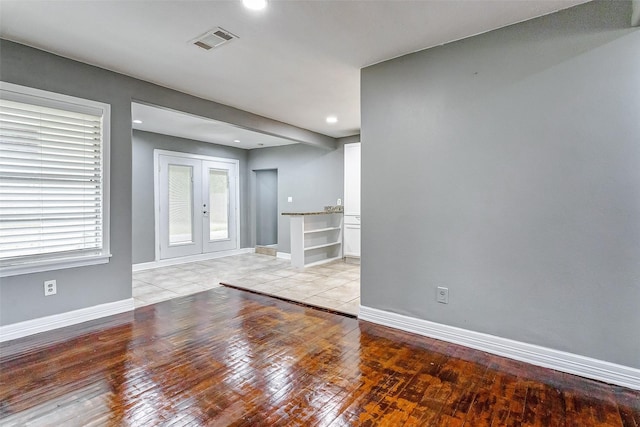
[191,27,238,50]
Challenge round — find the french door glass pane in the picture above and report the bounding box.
[168,164,193,245]
[209,169,229,240]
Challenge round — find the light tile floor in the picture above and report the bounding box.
[132,253,360,315]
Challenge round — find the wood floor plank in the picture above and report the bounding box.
[0,287,638,426]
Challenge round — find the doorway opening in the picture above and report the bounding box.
[254,169,278,256]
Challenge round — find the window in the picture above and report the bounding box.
[0,82,111,276]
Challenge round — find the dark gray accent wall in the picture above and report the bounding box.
[132,130,250,264]
[0,40,334,326]
[361,0,640,368]
[248,144,345,254]
[255,169,278,247]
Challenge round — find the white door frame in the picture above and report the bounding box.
[153,149,240,262]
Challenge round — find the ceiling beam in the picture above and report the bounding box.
[633,0,640,26]
[337,134,361,145]
[133,96,337,151]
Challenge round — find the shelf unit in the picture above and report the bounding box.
[304,226,341,234]
[287,213,343,268]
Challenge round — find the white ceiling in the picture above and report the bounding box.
[1,0,588,139]
[132,102,297,150]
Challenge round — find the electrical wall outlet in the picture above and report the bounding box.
[287,196,293,203]
[337,198,342,206]
[44,280,57,296]
[437,286,449,304]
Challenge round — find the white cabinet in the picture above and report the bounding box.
[344,143,361,258]
[343,216,361,257]
[344,143,361,216]
[285,212,343,268]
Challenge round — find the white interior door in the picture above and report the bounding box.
[158,153,238,260]
[159,155,203,259]
[202,160,237,253]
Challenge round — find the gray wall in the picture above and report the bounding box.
[255,169,278,247]
[361,0,640,368]
[132,130,250,264]
[248,143,345,254]
[0,39,333,326]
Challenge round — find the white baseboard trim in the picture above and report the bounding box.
[0,298,135,343]
[133,248,255,272]
[276,252,291,260]
[358,306,640,391]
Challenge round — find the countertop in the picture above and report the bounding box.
[282,206,344,216]
[282,211,343,216]
[281,211,343,216]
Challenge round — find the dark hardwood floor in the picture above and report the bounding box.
[1,287,638,426]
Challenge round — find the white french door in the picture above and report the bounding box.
[157,151,238,260]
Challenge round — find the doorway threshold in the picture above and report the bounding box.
[255,245,277,257]
[220,282,356,318]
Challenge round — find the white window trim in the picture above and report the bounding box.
[0,82,111,277]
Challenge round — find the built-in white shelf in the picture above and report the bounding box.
[282,212,343,268]
[303,227,341,234]
[304,241,342,251]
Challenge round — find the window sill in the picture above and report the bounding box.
[0,254,112,278]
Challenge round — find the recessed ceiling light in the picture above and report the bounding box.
[243,0,267,11]
[326,116,338,124]
[233,139,241,143]
[132,119,142,124]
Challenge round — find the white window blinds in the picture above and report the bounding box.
[0,92,107,267]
